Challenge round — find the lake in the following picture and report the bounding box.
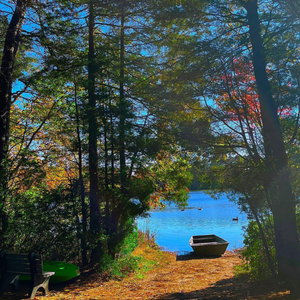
[137,191,248,252]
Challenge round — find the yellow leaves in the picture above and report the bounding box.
[37,247,243,300]
[45,166,77,190]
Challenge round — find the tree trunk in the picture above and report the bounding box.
[119,0,126,195]
[0,0,28,247]
[103,104,111,238]
[109,100,115,240]
[242,0,300,292]
[74,74,88,266]
[107,0,127,257]
[88,0,102,265]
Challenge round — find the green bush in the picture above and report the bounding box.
[99,228,140,279]
[118,226,139,256]
[4,183,83,262]
[241,219,277,280]
[110,255,141,279]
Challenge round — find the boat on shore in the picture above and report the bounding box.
[19,261,80,283]
[189,234,229,256]
[43,261,80,283]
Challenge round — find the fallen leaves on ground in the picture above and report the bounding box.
[1,247,297,300]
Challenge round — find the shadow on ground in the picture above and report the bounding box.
[1,281,68,300]
[153,275,296,300]
[176,252,221,261]
[1,260,297,300]
[1,268,102,300]
[1,273,89,300]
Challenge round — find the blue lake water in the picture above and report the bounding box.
[137,191,248,252]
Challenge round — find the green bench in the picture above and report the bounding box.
[0,250,55,299]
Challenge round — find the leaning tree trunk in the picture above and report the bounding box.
[242,0,300,293]
[0,0,28,247]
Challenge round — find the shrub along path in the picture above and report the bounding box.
[1,247,296,300]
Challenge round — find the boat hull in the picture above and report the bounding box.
[19,261,80,283]
[44,261,80,283]
[189,234,229,256]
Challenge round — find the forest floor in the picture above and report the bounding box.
[1,247,297,300]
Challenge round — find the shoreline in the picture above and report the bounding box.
[2,248,294,300]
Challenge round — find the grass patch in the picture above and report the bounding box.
[101,230,172,281]
[131,245,171,279]
[129,230,172,279]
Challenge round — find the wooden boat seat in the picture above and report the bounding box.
[193,239,216,243]
[194,242,218,246]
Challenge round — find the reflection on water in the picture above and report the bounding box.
[137,191,248,252]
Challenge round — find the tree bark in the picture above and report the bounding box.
[107,0,127,257]
[119,0,126,195]
[88,0,102,264]
[74,74,88,266]
[0,0,28,247]
[242,0,300,292]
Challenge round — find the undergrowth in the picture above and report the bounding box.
[100,228,163,280]
[237,219,277,280]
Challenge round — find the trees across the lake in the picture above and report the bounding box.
[1,0,300,294]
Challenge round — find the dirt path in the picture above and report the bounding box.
[63,251,241,300]
[1,250,295,300]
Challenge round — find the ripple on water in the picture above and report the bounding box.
[137,191,248,251]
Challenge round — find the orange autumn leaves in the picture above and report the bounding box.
[213,57,292,128]
[9,97,78,193]
[214,58,261,125]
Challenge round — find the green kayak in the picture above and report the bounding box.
[19,261,80,283]
[44,261,80,283]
